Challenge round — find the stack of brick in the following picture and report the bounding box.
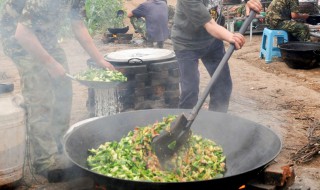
[246,162,297,190]
[87,56,180,116]
[116,58,180,111]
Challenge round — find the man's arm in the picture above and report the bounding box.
[71,20,115,70]
[127,11,134,18]
[203,19,245,50]
[291,12,309,20]
[15,23,66,78]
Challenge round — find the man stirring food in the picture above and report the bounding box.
[171,0,262,112]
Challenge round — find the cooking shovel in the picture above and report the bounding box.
[152,10,257,165]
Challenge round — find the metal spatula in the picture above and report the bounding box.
[152,10,257,165]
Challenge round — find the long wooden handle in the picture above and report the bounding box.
[186,10,257,127]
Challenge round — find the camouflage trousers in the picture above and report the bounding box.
[130,17,147,40]
[267,20,310,42]
[11,48,72,173]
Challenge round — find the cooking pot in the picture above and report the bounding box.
[63,109,282,190]
[107,26,129,34]
[278,42,320,69]
[306,15,320,25]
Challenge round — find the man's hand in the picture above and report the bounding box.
[204,18,245,49]
[246,0,262,15]
[98,59,116,71]
[229,33,246,50]
[292,12,309,20]
[46,60,67,78]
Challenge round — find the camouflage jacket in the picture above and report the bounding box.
[0,0,86,57]
[265,0,300,27]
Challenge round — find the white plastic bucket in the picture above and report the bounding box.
[0,83,26,186]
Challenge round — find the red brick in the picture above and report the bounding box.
[264,162,295,186]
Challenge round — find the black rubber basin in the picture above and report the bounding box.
[279,42,320,69]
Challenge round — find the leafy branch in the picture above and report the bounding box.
[85,0,126,35]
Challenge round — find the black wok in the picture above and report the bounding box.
[63,109,282,190]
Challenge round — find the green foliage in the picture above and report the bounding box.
[0,0,6,15]
[85,0,126,35]
[0,0,125,37]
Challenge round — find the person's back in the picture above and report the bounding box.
[171,0,215,51]
[144,0,169,41]
[130,0,169,47]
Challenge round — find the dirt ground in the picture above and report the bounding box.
[1,0,320,189]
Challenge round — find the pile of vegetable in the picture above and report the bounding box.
[87,115,226,182]
[74,68,127,82]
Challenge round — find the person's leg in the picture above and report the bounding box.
[146,40,154,47]
[175,49,201,109]
[13,54,60,174]
[130,17,147,39]
[277,20,310,42]
[201,40,232,112]
[157,41,164,48]
[12,49,73,177]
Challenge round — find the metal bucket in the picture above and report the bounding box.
[0,83,26,186]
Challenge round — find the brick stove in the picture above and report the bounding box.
[244,162,296,190]
[102,33,133,44]
[86,48,180,117]
[92,162,298,190]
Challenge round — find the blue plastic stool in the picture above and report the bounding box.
[259,28,288,63]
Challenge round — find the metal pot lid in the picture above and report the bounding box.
[104,48,175,64]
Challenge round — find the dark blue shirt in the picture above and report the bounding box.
[132,0,169,42]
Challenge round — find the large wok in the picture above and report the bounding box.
[63,109,282,190]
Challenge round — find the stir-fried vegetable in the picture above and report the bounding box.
[74,68,127,82]
[87,115,226,182]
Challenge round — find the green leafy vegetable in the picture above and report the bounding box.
[168,140,176,150]
[74,68,127,82]
[87,115,226,182]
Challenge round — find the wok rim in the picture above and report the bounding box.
[279,41,320,51]
[63,109,282,185]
